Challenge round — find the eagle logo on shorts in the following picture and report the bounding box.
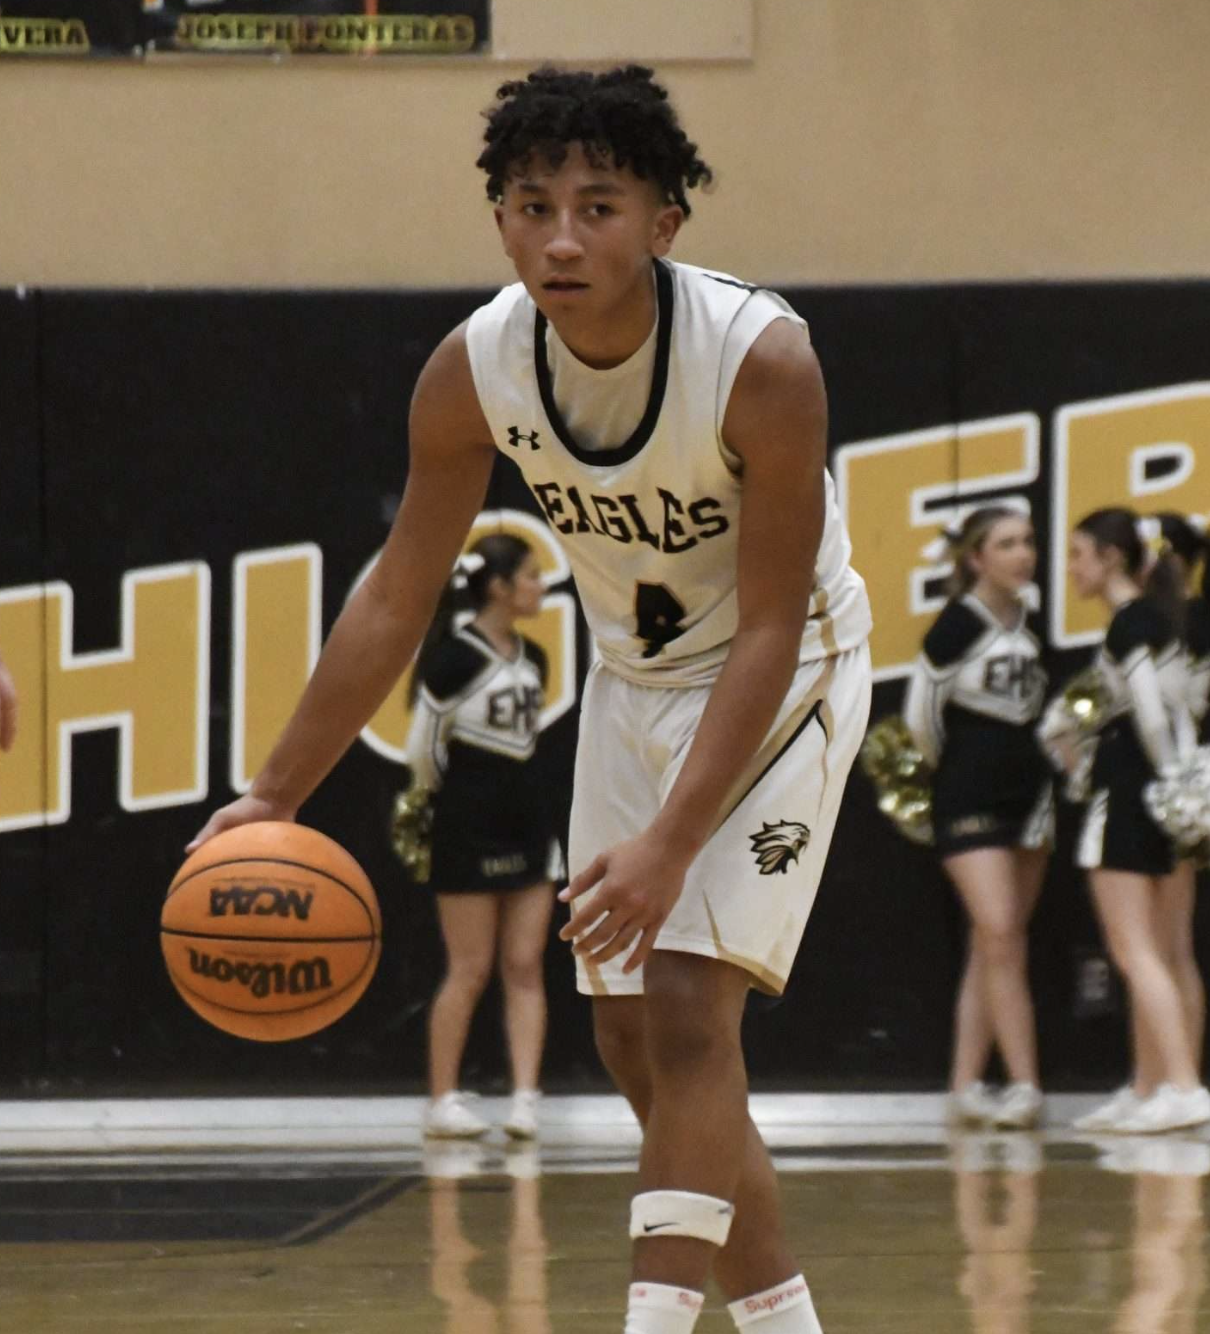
[749,820,811,875]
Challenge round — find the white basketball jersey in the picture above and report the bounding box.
[465,259,871,687]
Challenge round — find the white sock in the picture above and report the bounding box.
[624,1281,704,1333]
[728,1275,822,1332]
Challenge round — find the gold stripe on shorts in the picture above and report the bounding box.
[711,655,836,838]
[703,897,785,995]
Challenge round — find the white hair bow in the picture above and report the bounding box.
[1136,515,1162,544]
[451,552,487,589]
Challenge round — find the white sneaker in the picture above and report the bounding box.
[1073,1086,1141,1133]
[948,1081,999,1126]
[425,1090,489,1139]
[503,1089,542,1140]
[993,1081,1044,1129]
[1116,1084,1210,1135]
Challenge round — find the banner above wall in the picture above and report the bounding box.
[0,2,490,58]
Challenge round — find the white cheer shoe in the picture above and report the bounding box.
[425,1090,489,1139]
[503,1089,542,1140]
[1073,1086,1142,1133]
[1115,1084,1210,1135]
[993,1081,1044,1129]
[948,1081,1000,1127]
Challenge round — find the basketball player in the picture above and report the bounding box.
[0,648,17,752]
[903,507,1051,1131]
[191,66,872,1333]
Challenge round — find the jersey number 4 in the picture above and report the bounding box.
[635,582,688,658]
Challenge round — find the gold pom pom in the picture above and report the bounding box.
[1063,668,1110,731]
[390,784,434,883]
[860,715,934,845]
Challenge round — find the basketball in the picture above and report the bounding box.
[161,822,382,1042]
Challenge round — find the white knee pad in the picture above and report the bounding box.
[629,1190,735,1247]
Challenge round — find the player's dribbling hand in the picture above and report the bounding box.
[186,794,296,854]
[558,831,692,974]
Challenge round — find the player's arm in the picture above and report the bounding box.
[561,319,825,967]
[189,324,497,849]
[0,649,17,752]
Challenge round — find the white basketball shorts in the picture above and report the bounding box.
[570,643,872,997]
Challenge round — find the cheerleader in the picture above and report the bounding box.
[1165,512,1210,740]
[1139,513,1209,1112]
[1065,508,1208,1134]
[401,534,558,1141]
[904,506,1051,1129]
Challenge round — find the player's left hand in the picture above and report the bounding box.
[558,832,693,974]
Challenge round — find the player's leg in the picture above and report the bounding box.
[943,848,1039,1089]
[593,995,653,1119]
[594,995,799,1300]
[497,880,556,1136]
[632,951,818,1331]
[428,891,500,1103]
[580,650,869,1331]
[633,951,751,1296]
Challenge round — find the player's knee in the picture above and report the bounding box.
[644,1003,739,1078]
[593,1004,650,1100]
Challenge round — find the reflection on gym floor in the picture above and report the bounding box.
[0,1127,1207,1331]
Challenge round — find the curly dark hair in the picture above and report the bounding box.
[477,65,713,217]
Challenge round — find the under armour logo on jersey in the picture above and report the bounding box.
[749,820,811,875]
[507,426,541,451]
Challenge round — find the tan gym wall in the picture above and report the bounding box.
[1,0,1208,289]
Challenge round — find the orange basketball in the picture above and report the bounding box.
[161,821,381,1042]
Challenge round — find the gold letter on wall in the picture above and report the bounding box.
[230,544,322,793]
[834,414,1039,679]
[1051,383,1210,647]
[0,563,210,833]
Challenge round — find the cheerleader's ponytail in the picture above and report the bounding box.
[1157,511,1209,604]
[408,533,533,704]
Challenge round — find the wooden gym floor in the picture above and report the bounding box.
[0,1096,1206,1333]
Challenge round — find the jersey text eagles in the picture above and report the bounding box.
[531,482,729,550]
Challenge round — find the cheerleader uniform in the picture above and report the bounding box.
[904,594,1052,857]
[1076,599,1196,875]
[1187,596,1210,743]
[403,625,555,893]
